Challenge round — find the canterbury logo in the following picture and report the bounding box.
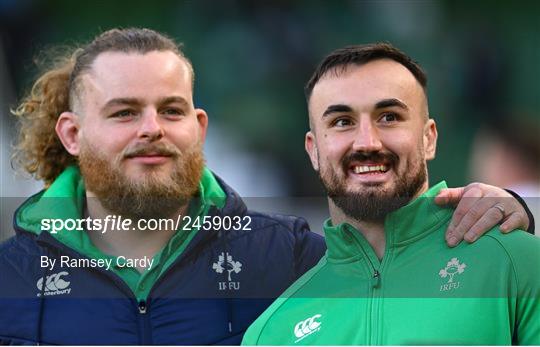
[294,314,322,343]
[36,271,71,297]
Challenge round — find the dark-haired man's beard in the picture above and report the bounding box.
[319,150,427,223]
[79,140,205,221]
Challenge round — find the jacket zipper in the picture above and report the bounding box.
[372,270,381,287]
[370,271,382,345]
[140,206,237,337]
[137,300,152,344]
[138,300,147,314]
[35,234,152,344]
[349,233,386,345]
[371,251,390,345]
[31,205,228,342]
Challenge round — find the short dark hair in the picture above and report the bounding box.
[305,43,427,102]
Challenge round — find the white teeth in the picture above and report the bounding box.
[353,165,388,174]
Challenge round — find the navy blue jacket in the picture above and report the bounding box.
[0,177,326,345]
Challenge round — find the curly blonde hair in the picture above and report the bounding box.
[12,28,193,186]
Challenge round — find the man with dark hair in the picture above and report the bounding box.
[243,43,539,345]
[0,30,535,345]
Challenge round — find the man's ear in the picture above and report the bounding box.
[195,108,208,143]
[55,112,81,155]
[305,131,319,171]
[423,118,438,161]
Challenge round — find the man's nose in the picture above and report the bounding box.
[352,118,383,152]
[137,109,164,141]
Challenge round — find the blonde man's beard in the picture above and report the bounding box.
[78,140,205,221]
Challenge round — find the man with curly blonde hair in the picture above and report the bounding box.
[0,28,535,345]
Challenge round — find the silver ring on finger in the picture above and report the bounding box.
[493,203,506,218]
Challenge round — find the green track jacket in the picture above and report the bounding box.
[242,182,540,345]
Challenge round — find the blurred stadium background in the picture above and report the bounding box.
[1,0,538,238]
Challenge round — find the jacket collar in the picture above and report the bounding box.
[212,174,248,218]
[324,181,453,260]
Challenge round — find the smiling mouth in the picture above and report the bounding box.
[342,151,397,178]
[351,164,390,174]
